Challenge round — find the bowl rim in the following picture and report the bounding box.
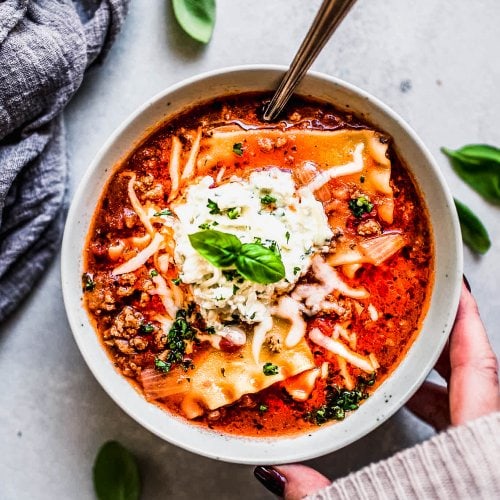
[61,64,463,464]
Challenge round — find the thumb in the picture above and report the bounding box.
[276,464,331,499]
[448,283,500,425]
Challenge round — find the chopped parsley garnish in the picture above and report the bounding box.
[293,266,301,275]
[305,375,375,425]
[348,195,374,218]
[198,222,212,230]
[258,404,268,412]
[285,231,290,243]
[263,362,279,376]
[358,372,376,387]
[261,194,277,205]
[82,273,95,292]
[172,277,181,286]
[150,269,158,277]
[154,358,170,372]
[140,322,155,334]
[205,326,216,335]
[154,308,197,373]
[207,199,221,214]
[153,208,172,217]
[227,207,240,219]
[207,199,240,220]
[233,142,244,156]
[222,269,243,282]
[232,284,239,295]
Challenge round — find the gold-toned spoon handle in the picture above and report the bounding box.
[263,0,357,122]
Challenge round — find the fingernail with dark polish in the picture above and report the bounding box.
[254,466,286,497]
[463,274,471,292]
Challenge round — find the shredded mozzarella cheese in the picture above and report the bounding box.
[304,143,364,192]
[112,233,163,275]
[309,327,375,373]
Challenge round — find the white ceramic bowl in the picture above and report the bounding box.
[61,65,463,464]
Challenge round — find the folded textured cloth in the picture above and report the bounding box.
[307,412,500,500]
[0,0,128,321]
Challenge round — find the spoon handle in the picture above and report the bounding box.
[263,0,357,121]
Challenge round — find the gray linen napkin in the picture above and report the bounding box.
[0,0,128,321]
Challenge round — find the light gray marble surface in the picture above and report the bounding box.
[1,1,499,499]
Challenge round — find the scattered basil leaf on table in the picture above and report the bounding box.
[188,230,285,284]
[172,0,216,44]
[454,198,491,254]
[442,145,500,204]
[93,441,140,500]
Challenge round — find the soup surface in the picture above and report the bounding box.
[84,93,433,436]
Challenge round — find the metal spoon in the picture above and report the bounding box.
[263,0,357,122]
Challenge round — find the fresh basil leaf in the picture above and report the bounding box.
[93,441,140,500]
[236,243,285,284]
[442,145,500,204]
[454,199,491,254]
[189,230,241,267]
[172,0,216,44]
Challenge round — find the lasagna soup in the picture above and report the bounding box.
[84,94,433,436]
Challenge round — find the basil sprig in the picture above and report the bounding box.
[236,243,286,284]
[188,230,242,267]
[454,199,491,254]
[172,0,216,44]
[442,144,500,204]
[188,230,285,284]
[93,441,140,500]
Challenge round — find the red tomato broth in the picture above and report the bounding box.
[83,93,433,437]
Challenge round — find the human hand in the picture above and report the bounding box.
[406,280,500,429]
[254,281,500,499]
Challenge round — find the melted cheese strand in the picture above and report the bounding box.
[112,233,163,275]
[274,296,307,347]
[150,274,178,319]
[126,173,154,235]
[309,327,375,373]
[305,143,364,193]
[181,127,202,181]
[252,316,273,364]
[336,355,355,390]
[168,136,182,201]
[292,255,368,313]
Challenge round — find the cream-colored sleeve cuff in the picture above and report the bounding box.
[307,412,500,500]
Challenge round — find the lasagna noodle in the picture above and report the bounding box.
[197,128,392,200]
[181,328,315,418]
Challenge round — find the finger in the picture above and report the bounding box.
[406,380,450,431]
[434,340,451,382]
[275,464,331,500]
[449,283,500,426]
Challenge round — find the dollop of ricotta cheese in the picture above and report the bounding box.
[172,168,332,332]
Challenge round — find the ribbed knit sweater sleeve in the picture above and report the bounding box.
[307,412,500,500]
